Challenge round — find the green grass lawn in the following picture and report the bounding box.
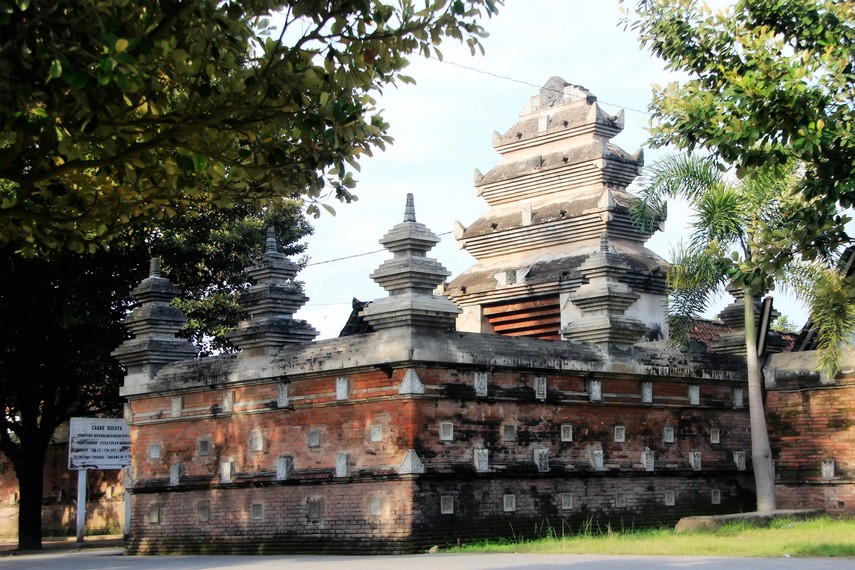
[446,516,855,557]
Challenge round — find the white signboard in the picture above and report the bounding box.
[68,417,131,470]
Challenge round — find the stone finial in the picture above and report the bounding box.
[113,258,197,393]
[560,232,647,349]
[226,228,318,354]
[264,227,278,254]
[403,193,416,223]
[149,257,162,278]
[360,194,461,330]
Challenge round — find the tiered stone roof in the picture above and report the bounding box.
[447,77,668,342]
[560,233,648,348]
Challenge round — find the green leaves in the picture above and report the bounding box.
[629,0,855,263]
[0,0,503,255]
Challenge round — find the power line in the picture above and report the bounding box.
[433,57,653,116]
[306,231,453,267]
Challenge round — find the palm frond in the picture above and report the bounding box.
[631,153,722,234]
[812,274,855,377]
[692,184,745,249]
[782,258,855,377]
[665,243,730,349]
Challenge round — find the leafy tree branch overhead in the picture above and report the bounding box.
[0,198,311,550]
[0,0,502,254]
[624,0,854,268]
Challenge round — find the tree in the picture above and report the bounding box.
[0,198,311,550]
[632,153,855,512]
[624,0,854,269]
[770,315,798,334]
[0,0,501,254]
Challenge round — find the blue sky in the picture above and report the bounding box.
[291,0,807,339]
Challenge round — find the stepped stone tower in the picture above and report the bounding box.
[446,78,668,343]
[361,193,461,331]
[227,227,319,356]
[111,258,197,393]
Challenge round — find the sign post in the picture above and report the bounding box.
[68,418,131,543]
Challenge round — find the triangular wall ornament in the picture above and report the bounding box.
[398,369,425,395]
[397,449,425,475]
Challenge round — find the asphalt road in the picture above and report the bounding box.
[1,549,853,570]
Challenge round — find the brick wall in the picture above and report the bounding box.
[767,351,855,514]
[125,358,756,553]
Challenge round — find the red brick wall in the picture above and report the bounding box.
[128,481,416,554]
[125,364,756,553]
[767,370,855,514]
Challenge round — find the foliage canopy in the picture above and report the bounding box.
[0,198,311,548]
[0,0,501,254]
[625,0,854,266]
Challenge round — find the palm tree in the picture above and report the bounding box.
[632,154,855,513]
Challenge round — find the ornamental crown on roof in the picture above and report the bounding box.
[445,77,669,348]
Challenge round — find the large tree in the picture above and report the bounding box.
[0,0,501,254]
[625,0,854,269]
[0,199,311,550]
[633,154,855,512]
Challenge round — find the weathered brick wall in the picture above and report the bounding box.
[128,480,416,554]
[412,474,753,546]
[126,358,755,553]
[0,442,125,538]
[766,351,855,515]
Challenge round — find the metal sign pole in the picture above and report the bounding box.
[76,469,86,542]
[124,467,131,540]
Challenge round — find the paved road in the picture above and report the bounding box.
[1,548,853,570]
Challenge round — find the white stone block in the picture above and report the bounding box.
[561,424,573,442]
[689,385,700,406]
[335,377,351,401]
[533,376,547,401]
[439,422,453,441]
[399,369,425,395]
[397,449,425,474]
[534,448,549,472]
[641,381,653,404]
[474,372,489,397]
[335,454,348,477]
[276,456,292,480]
[277,383,291,408]
[503,494,516,512]
[474,449,489,473]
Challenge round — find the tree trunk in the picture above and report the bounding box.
[14,445,47,550]
[743,289,777,512]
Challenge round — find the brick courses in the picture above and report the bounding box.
[124,343,757,554]
[767,353,855,515]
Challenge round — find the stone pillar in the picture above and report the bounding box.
[113,258,197,394]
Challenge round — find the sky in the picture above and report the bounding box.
[291,0,808,339]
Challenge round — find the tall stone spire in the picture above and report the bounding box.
[113,257,197,392]
[226,228,318,354]
[361,194,461,330]
[560,233,647,349]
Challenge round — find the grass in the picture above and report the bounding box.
[446,516,855,557]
